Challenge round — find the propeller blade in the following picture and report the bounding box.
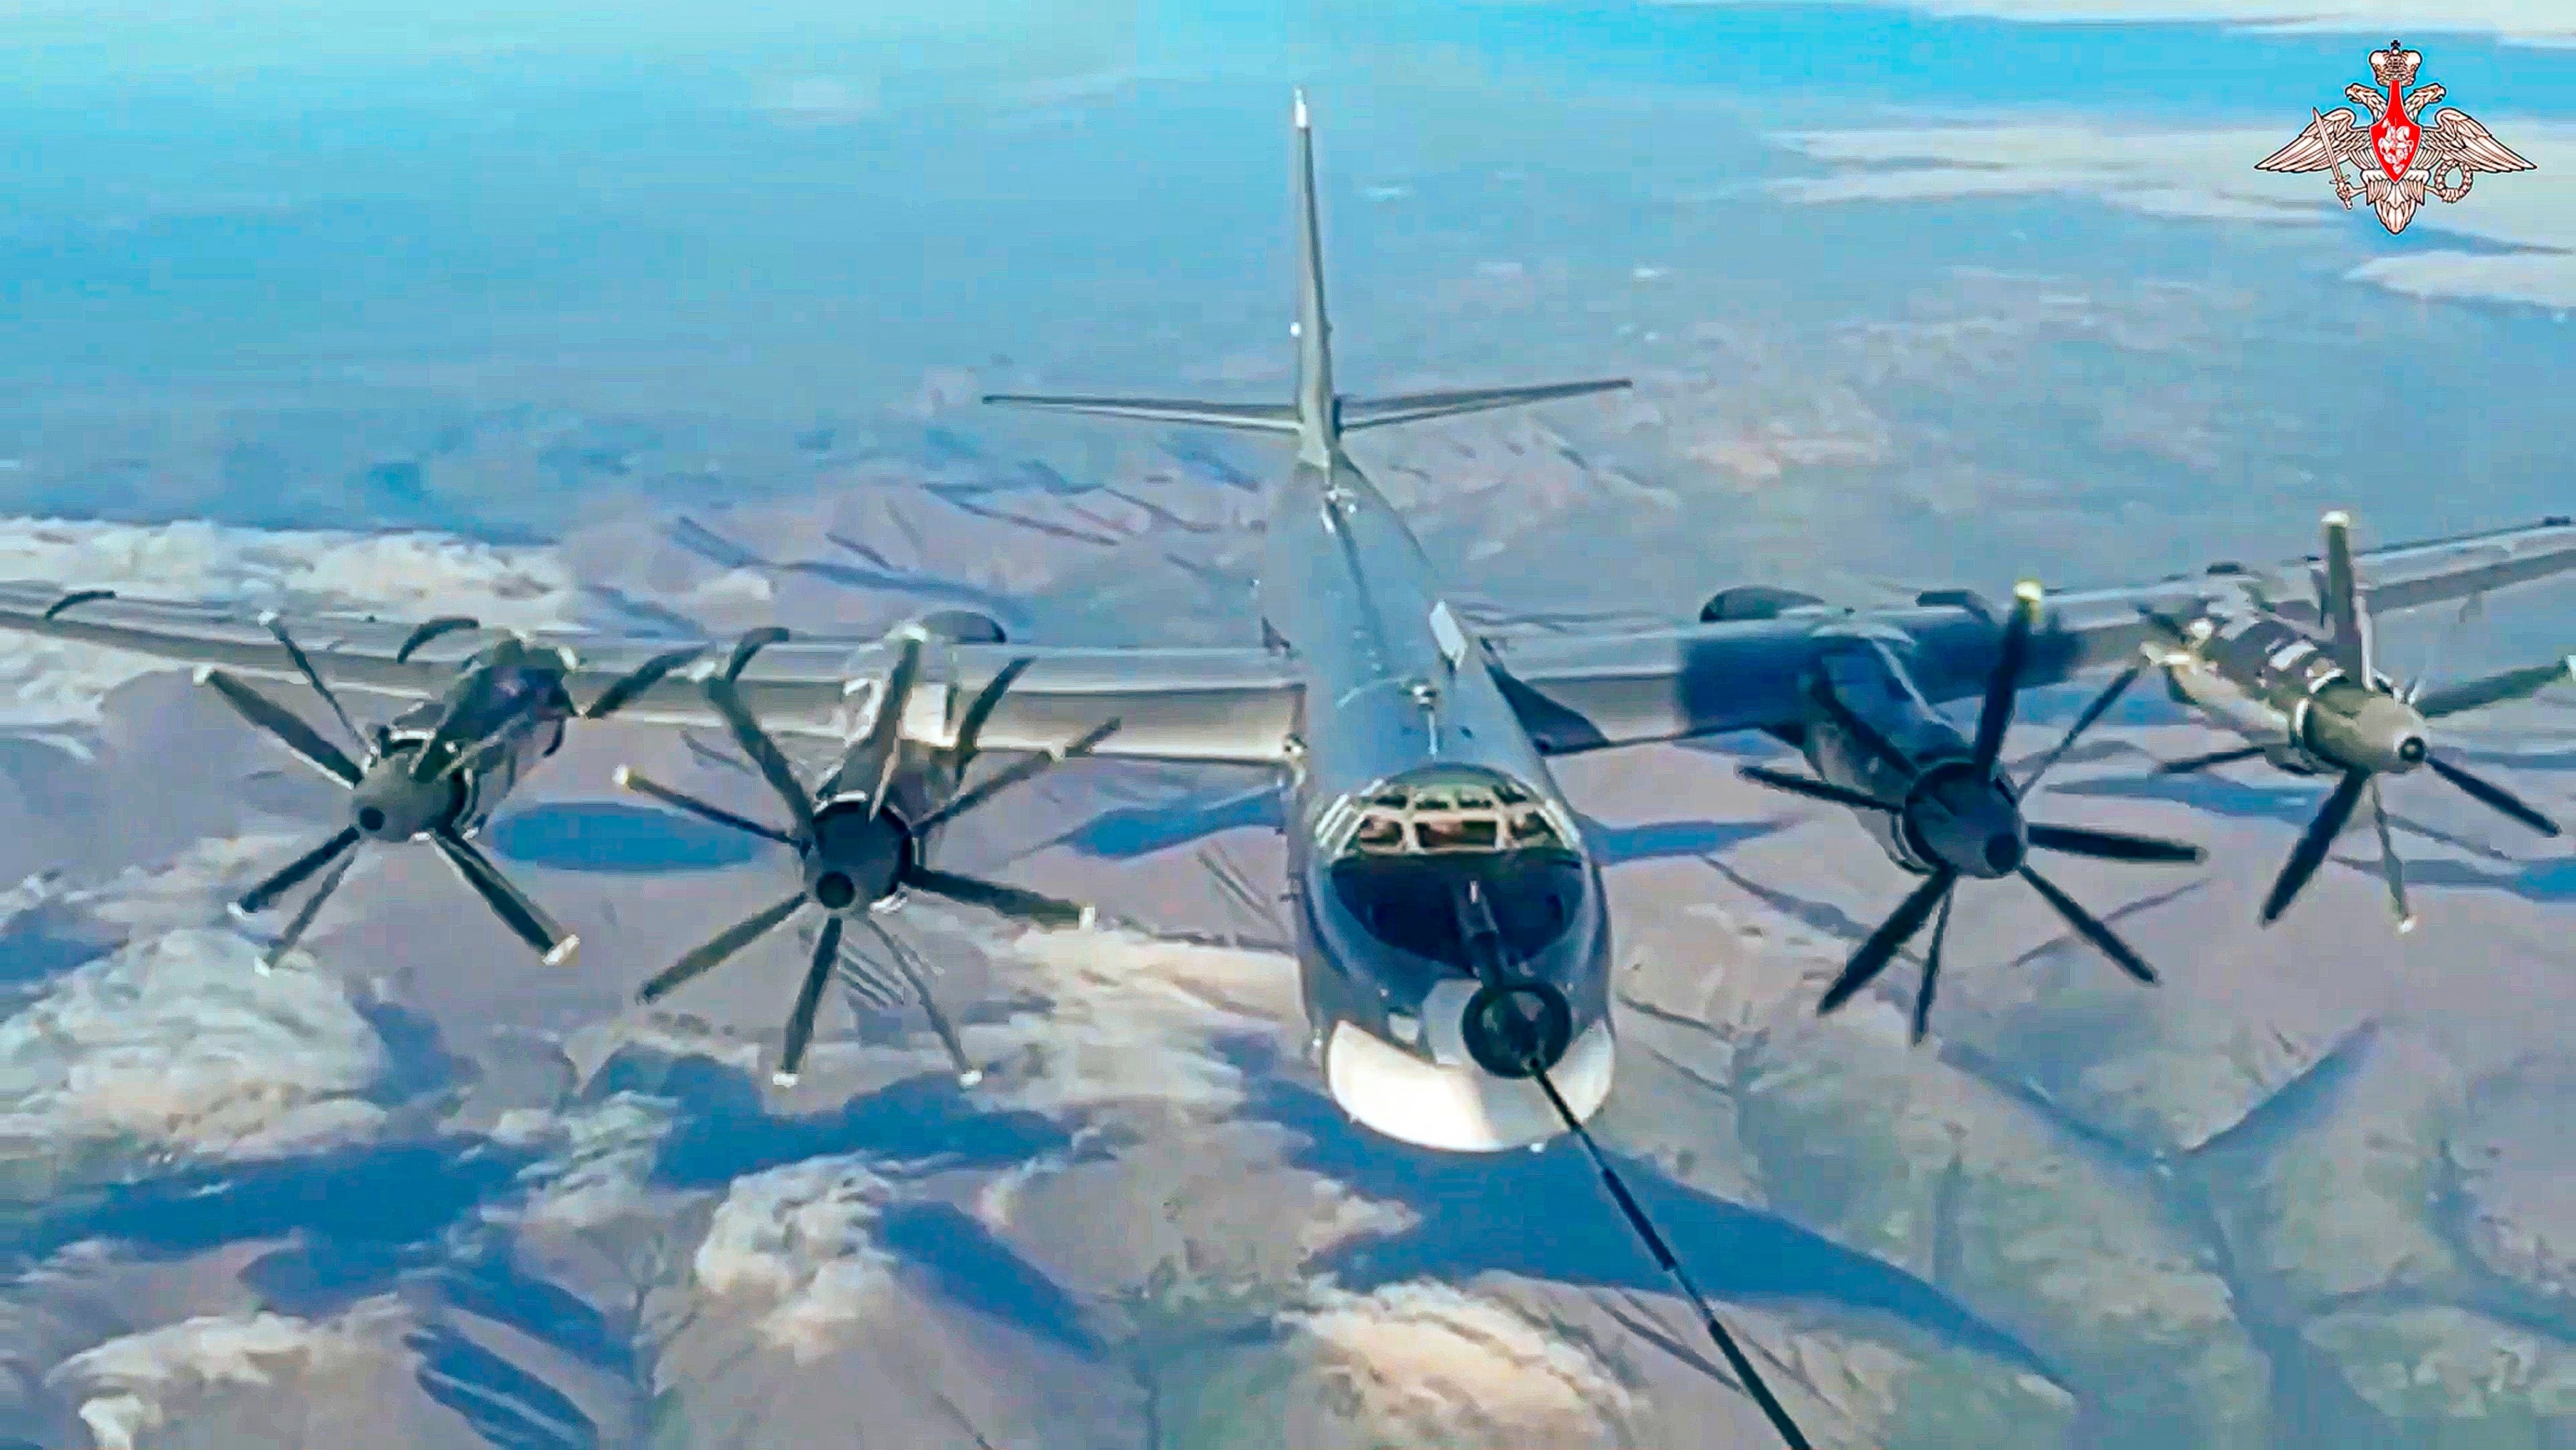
[1970,582,2040,775]
[611,764,796,845]
[2153,744,2268,776]
[259,612,366,750]
[868,917,982,1086]
[859,632,928,818]
[435,731,516,784]
[950,656,1036,774]
[1818,868,1955,1017]
[2366,779,2416,932]
[638,892,806,1004]
[260,846,360,974]
[1911,891,1954,1046]
[1804,677,1919,783]
[704,676,819,839]
[1735,763,1902,814]
[2259,768,2371,927]
[2026,822,2207,865]
[429,829,580,965]
[2018,662,2142,794]
[406,669,525,784]
[903,865,1096,930]
[583,645,709,721]
[2403,592,2485,706]
[2411,656,2576,721]
[235,826,363,917]
[200,669,362,786]
[835,954,910,1012]
[915,718,1124,833]
[2018,864,2158,984]
[776,915,843,1086]
[2316,510,2371,681]
[724,625,790,683]
[2424,751,2562,837]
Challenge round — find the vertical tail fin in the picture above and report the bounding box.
[983,91,1631,449]
[1290,88,1336,463]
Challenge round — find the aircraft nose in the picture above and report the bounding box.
[1460,980,1574,1079]
[2398,734,2428,765]
[1985,833,2022,873]
[1914,771,2026,879]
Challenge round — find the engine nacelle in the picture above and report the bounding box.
[911,609,1008,645]
[1700,586,1824,624]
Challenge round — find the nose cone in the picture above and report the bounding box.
[804,803,910,912]
[1460,980,1574,1079]
[2316,693,2430,774]
[350,761,458,841]
[1911,769,2026,880]
[1324,1016,1616,1153]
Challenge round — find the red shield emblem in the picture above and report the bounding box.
[2370,109,2420,180]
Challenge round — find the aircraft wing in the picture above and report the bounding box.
[1489,515,2576,754]
[0,582,1306,766]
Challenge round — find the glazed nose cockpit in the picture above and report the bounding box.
[1308,766,1614,1151]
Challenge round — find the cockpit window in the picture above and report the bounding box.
[1325,773,1578,860]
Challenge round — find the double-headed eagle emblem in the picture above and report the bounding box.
[2257,42,2533,235]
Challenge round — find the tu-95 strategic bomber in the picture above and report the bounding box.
[1,90,2572,1450]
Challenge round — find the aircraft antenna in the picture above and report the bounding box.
[1526,1065,1814,1448]
[1454,882,1812,1448]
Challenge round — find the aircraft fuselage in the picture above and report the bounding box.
[1258,450,1616,1153]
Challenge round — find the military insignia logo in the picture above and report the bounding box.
[2256,42,2534,235]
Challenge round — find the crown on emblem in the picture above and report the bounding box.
[2368,43,2423,88]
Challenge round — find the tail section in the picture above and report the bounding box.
[984,90,1630,458]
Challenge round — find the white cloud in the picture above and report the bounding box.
[0,927,391,1165]
[1769,119,2576,309]
[487,1091,680,1234]
[0,516,578,729]
[1282,1280,1643,1446]
[1654,0,2576,48]
[46,1302,402,1450]
[691,1154,901,1364]
[965,927,1302,1119]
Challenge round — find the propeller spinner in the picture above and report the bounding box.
[618,627,1119,1087]
[1740,582,2207,1041]
[209,614,697,970]
[2069,510,2566,931]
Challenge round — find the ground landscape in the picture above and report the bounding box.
[6,6,2576,1446]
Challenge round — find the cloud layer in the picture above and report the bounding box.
[690,1154,902,1364]
[0,927,391,1168]
[1769,120,2576,309]
[0,517,577,730]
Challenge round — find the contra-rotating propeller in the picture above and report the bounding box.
[212,614,699,970]
[616,626,1119,1086]
[2051,511,2567,930]
[1739,582,2207,1041]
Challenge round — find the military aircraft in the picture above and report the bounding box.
[4,91,2572,1450]
[2027,509,2574,932]
[0,93,2570,1148]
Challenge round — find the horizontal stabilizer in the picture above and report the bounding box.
[980,394,1300,434]
[1339,378,1631,431]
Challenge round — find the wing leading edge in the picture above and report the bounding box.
[0,582,1306,765]
[1486,515,2576,754]
[4,515,2567,766]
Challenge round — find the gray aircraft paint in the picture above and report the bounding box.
[988,91,1633,1149]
